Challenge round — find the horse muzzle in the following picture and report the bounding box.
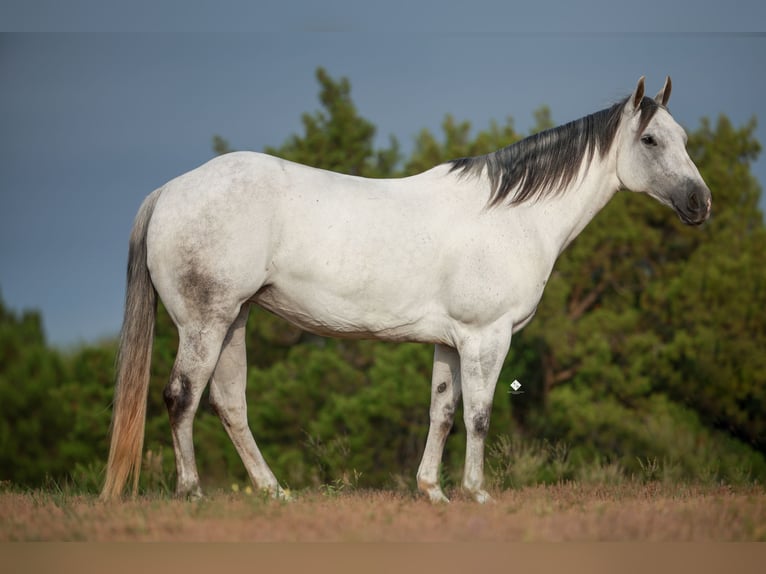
[671,181,712,226]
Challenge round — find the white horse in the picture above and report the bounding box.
[101,77,711,503]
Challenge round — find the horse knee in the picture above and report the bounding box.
[470,407,491,438]
[428,399,456,437]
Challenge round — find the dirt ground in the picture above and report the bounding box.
[2,482,765,542]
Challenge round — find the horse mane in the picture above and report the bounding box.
[448,96,661,206]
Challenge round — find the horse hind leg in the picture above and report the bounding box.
[163,317,232,498]
[208,304,287,499]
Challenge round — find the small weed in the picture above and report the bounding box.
[488,436,573,488]
[68,461,105,494]
[141,448,172,495]
[488,435,547,488]
[319,477,347,498]
[548,441,572,482]
[319,469,363,497]
[389,472,416,495]
[304,432,356,486]
[698,461,721,485]
[660,458,684,485]
[230,482,253,495]
[575,460,625,485]
[438,462,454,493]
[636,456,661,482]
[727,463,754,486]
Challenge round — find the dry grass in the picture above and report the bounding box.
[2,482,764,542]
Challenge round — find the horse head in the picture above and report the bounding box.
[616,76,712,225]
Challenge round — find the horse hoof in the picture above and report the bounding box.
[425,487,450,504]
[470,489,493,504]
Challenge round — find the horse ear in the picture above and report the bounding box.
[627,76,645,115]
[654,75,672,107]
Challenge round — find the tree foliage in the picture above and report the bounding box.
[1,69,764,491]
[265,67,401,177]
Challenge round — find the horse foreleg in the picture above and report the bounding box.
[458,324,512,503]
[208,304,287,499]
[417,344,462,503]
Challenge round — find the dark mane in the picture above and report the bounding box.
[448,96,660,206]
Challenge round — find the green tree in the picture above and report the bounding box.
[404,115,521,175]
[0,294,117,487]
[0,294,70,484]
[266,67,400,177]
[212,134,233,156]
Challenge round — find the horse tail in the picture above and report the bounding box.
[100,188,162,501]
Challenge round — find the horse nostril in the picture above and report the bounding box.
[688,191,700,211]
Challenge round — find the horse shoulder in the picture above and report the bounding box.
[439,211,554,333]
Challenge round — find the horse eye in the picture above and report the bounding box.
[641,135,657,147]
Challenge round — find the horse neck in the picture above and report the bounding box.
[525,151,621,257]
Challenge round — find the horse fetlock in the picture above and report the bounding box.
[462,472,491,503]
[176,479,202,500]
[417,478,450,504]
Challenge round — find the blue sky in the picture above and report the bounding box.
[1,2,765,347]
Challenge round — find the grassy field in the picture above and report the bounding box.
[2,481,765,542]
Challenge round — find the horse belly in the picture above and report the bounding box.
[252,280,449,344]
